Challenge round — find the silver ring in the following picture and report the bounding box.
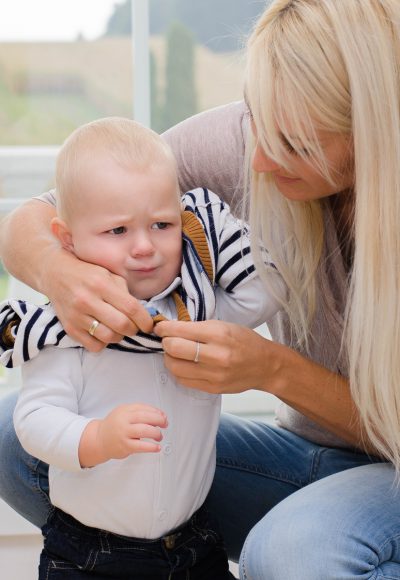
[88,319,100,337]
[194,341,200,363]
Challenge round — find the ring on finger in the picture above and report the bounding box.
[88,319,100,337]
[193,341,201,363]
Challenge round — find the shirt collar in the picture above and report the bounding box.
[140,276,182,306]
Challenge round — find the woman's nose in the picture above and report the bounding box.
[252,143,281,173]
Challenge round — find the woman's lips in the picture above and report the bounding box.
[274,174,301,184]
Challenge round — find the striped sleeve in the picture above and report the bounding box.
[182,188,273,293]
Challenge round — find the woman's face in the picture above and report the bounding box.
[252,124,354,202]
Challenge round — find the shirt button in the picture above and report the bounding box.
[164,444,172,455]
[159,372,168,384]
[159,510,167,521]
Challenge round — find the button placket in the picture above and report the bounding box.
[159,372,168,384]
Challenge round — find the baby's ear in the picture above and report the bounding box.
[51,217,74,253]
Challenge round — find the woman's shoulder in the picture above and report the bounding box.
[163,101,250,210]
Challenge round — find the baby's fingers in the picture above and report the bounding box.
[126,440,163,454]
[127,423,164,442]
[127,406,168,428]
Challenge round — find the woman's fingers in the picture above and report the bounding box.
[161,336,206,363]
[155,320,229,363]
[156,319,271,394]
[101,278,154,334]
[155,320,220,342]
[54,267,154,350]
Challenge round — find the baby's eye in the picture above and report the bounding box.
[151,222,169,230]
[109,226,126,235]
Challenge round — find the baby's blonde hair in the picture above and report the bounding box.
[246,0,400,468]
[55,117,177,220]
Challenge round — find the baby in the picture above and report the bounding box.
[0,117,282,579]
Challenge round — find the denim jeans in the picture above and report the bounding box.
[39,505,233,579]
[0,390,397,579]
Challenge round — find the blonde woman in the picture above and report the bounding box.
[0,0,399,577]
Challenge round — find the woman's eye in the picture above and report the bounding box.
[152,222,169,230]
[282,136,310,157]
[283,141,296,154]
[109,226,126,235]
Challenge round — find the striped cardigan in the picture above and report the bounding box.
[0,188,268,368]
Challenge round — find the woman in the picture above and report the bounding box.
[1,0,400,577]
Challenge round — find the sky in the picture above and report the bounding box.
[0,0,120,42]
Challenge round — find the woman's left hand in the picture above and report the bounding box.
[154,319,274,394]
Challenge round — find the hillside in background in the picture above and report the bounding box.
[0,37,245,145]
[106,0,267,52]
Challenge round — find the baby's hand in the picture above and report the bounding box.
[79,404,168,467]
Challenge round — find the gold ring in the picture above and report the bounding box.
[88,319,100,337]
[194,341,200,363]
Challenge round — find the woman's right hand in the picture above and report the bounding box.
[44,248,154,351]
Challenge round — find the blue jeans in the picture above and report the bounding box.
[0,390,397,579]
[40,506,233,579]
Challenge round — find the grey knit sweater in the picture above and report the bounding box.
[164,101,351,449]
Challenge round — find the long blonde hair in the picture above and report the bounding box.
[246,0,400,468]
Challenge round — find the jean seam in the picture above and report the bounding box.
[217,457,304,488]
[28,459,51,515]
[308,447,324,483]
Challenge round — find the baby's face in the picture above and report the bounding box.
[68,156,182,300]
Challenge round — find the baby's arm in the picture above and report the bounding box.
[189,189,286,327]
[215,274,284,329]
[13,347,167,471]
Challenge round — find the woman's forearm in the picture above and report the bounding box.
[267,341,373,452]
[0,199,58,293]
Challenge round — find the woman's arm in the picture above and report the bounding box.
[0,199,57,291]
[154,319,373,452]
[0,200,153,349]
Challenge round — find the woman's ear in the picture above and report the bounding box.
[51,217,75,253]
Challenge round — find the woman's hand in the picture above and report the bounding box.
[1,199,153,351]
[44,248,154,351]
[154,319,277,394]
[154,319,373,450]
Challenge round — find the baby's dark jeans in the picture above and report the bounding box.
[39,504,235,579]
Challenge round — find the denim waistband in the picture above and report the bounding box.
[45,502,221,554]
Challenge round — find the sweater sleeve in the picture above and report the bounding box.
[13,346,92,472]
[211,199,285,328]
[183,188,286,328]
[163,101,250,216]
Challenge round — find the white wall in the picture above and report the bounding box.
[0,499,42,580]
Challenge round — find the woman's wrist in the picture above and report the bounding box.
[260,340,369,449]
[256,337,294,396]
[38,245,75,300]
